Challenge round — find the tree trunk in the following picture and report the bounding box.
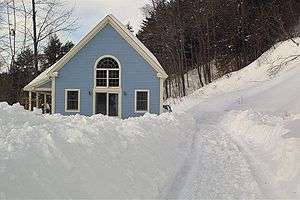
[165,78,169,98]
[180,73,186,97]
[32,0,38,72]
[197,66,204,87]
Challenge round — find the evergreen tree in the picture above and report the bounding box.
[61,41,74,56]
[0,34,74,105]
[14,48,35,73]
[7,48,35,104]
[43,35,62,68]
[42,34,74,70]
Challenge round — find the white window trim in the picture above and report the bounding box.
[135,89,150,113]
[65,89,80,113]
[93,55,122,118]
[94,55,121,89]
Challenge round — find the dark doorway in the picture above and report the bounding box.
[95,93,119,116]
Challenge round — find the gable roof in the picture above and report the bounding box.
[24,14,168,91]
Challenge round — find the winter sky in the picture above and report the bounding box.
[65,0,149,42]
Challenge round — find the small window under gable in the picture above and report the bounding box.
[65,89,80,112]
[96,57,120,87]
[135,90,149,113]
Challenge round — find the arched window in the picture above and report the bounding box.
[95,57,120,87]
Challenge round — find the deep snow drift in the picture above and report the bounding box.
[0,38,300,199]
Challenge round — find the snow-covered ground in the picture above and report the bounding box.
[0,38,299,199]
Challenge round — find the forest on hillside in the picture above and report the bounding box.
[0,0,299,105]
[138,0,300,97]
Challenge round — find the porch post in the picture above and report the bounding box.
[49,72,58,114]
[29,91,32,111]
[157,73,165,114]
[36,92,39,108]
[51,77,56,114]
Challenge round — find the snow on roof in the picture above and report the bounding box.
[24,14,168,91]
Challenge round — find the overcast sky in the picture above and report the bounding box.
[65,0,149,42]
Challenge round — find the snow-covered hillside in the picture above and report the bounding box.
[0,38,299,199]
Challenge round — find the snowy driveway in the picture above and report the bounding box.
[163,112,263,199]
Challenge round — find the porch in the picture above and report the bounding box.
[27,90,52,113]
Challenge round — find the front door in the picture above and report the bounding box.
[95,93,119,117]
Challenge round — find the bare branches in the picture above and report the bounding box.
[35,5,77,44]
[138,0,300,98]
[0,0,77,71]
[268,54,300,76]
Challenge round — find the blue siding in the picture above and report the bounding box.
[55,24,160,118]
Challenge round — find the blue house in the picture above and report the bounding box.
[24,14,168,119]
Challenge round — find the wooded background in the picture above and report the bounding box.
[138,0,300,97]
[0,0,75,105]
[0,0,299,105]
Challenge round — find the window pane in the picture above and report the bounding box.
[109,79,119,87]
[137,100,147,111]
[96,79,107,87]
[68,91,78,101]
[109,93,118,116]
[97,58,119,69]
[67,100,78,110]
[96,93,107,115]
[67,91,79,110]
[138,92,147,101]
[96,70,107,78]
[109,70,119,78]
[136,91,148,111]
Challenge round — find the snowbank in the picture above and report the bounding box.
[0,103,196,199]
[169,38,300,114]
[222,110,300,199]
[166,38,300,198]
[0,38,299,199]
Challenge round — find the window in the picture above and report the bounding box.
[96,57,120,87]
[135,90,149,113]
[65,89,80,112]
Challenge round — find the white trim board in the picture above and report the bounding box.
[51,77,56,114]
[34,88,51,92]
[159,77,164,114]
[24,14,168,91]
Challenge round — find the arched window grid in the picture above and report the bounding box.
[95,57,120,88]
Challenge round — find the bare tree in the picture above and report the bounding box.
[6,0,17,69]
[138,0,300,98]
[30,0,77,71]
[0,0,77,71]
[0,1,6,69]
[31,0,38,71]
